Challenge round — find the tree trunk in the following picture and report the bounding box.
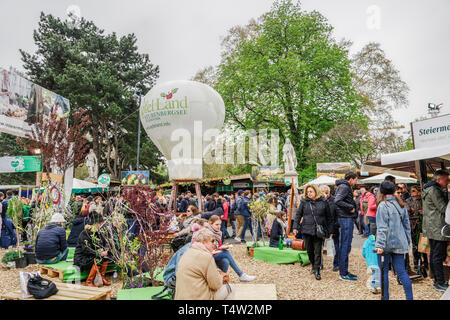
[113,120,119,179]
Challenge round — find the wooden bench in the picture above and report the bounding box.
[1,282,112,300]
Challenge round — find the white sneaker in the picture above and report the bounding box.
[234,237,241,242]
[239,273,256,282]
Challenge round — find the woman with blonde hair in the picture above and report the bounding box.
[293,184,333,280]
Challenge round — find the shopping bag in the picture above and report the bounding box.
[325,238,335,257]
[418,233,430,254]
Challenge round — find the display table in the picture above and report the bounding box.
[246,242,310,266]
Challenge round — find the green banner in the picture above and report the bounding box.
[0,156,42,173]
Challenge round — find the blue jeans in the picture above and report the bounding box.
[368,216,376,235]
[36,247,69,264]
[338,217,354,277]
[371,267,381,289]
[332,232,340,269]
[214,250,243,277]
[240,216,253,240]
[378,253,413,300]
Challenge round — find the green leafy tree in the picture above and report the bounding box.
[214,0,360,171]
[20,13,161,178]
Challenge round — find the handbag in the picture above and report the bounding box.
[418,233,430,254]
[309,203,327,239]
[291,239,305,251]
[27,275,58,299]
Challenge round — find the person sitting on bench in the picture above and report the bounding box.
[74,211,111,287]
[35,213,69,264]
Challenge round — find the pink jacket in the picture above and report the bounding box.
[222,201,229,220]
[360,192,377,218]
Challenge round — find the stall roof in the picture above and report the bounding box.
[381,144,450,166]
[360,172,417,184]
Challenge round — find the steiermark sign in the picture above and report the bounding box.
[97,173,111,187]
[0,156,42,173]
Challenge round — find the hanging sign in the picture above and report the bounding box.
[97,173,111,187]
[0,156,42,173]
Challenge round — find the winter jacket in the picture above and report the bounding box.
[422,181,448,241]
[445,202,450,225]
[201,207,223,220]
[362,235,379,269]
[269,218,287,248]
[239,196,252,217]
[375,196,411,254]
[360,192,377,218]
[74,226,106,271]
[334,179,356,219]
[233,196,243,215]
[221,201,229,221]
[1,196,12,218]
[179,198,190,213]
[177,214,202,237]
[67,217,88,247]
[35,223,68,261]
[175,246,223,300]
[0,216,17,248]
[163,242,192,284]
[325,195,339,232]
[293,197,334,237]
[206,199,217,212]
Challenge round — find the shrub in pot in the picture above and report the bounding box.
[2,250,20,268]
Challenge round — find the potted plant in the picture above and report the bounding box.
[23,242,37,264]
[2,250,20,268]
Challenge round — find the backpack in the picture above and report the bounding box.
[27,275,58,299]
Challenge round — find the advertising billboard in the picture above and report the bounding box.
[121,170,150,186]
[0,68,70,137]
[251,166,284,182]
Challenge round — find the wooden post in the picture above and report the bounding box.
[168,182,177,213]
[194,182,203,211]
[287,177,294,235]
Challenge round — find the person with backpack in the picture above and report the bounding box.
[375,181,413,300]
[0,212,17,249]
[334,172,359,282]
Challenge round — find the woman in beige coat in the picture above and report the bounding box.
[175,228,235,300]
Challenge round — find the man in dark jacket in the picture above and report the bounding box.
[320,185,340,271]
[0,214,17,249]
[207,193,218,212]
[334,172,358,281]
[239,190,253,243]
[422,169,449,292]
[1,190,13,218]
[67,211,88,247]
[35,213,69,264]
[179,192,191,213]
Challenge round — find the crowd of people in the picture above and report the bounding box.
[0,168,448,300]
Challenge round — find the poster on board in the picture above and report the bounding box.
[0,68,70,137]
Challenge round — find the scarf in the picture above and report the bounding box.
[277,218,287,237]
[192,242,212,254]
[207,225,222,247]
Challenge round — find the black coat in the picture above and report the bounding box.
[293,197,333,237]
[67,217,88,247]
[179,198,189,212]
[334,179,357,219]
[269,219,286,248]
[206,199,217,212]
[35,223,68,261]
[74,227,105,271]
[201,207,224,220]
[326,195,339,232]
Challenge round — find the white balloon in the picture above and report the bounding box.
[140,80,225,180]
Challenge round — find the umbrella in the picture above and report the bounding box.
[359,172,417,184]
[300,175,337,187]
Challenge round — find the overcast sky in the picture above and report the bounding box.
[2,0,449,131]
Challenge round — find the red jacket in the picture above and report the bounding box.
[360,192,377,218]
[221,201,229,221]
